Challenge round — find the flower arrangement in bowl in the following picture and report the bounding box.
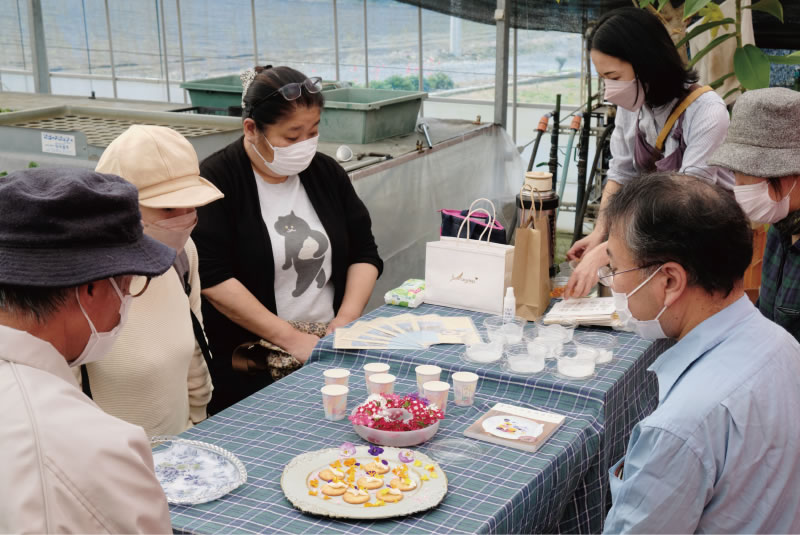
[349,393,444,447]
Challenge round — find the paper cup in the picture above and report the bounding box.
[452,371,479,406]
[368,373,396,395]
[320,384,349,421]
[415,364,442,395]
[323,368,350,386]
[363,362,390,389]
[423,380,451,415]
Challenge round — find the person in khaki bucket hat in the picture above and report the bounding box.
[708,87,800,342]
[84,125,224,436]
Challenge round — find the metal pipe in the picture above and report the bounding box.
[555,113,582,222]
[527,113,550,172]
[573,20,593,244]
[26,0,50,93]
[158,0,171,102]
[493,0,509,128]
[548,93,561,190]
[512,27,517,143]
[363,0,369,87]
[418,5,424,114]
[333,0,340,81]
[251,0,258,65]
[176,0,187,103]
[103,0,117,98]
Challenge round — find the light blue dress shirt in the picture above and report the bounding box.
[604,296,800,534]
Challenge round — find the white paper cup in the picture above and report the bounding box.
[415,364,442,394]
[368,373,396,395]
[323,368,350,386]
[452,371,479,406]
[321,384,349,421]
[363,362,390,389]
[423,380,451,415]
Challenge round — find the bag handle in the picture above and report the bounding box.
[456,208,494,244]
[466,198,497,228]
[655,85,712,151]
[519,184,544,231]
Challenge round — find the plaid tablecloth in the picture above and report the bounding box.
[308,303,672,532]
[169,362,603,534]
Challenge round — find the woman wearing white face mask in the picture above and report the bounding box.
[709,87,800,341]
[194,65,383,413]
[564,7,733,300]
[84,125,224,436]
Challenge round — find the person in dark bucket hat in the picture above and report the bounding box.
[708,87,800,342]
[0,167,173,533]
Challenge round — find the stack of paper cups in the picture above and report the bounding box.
[320,384,349,421]
[323,368,350,386]
[415,364,441,395]
[363,362,390,389]
[423,380,451,415]
[368,373,396,395]
[452,371,479,406]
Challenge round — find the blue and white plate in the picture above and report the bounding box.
[151,436,247,505]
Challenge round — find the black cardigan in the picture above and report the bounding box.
[194,137,383,412]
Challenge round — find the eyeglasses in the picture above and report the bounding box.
[127,276,152,298]
[259,77,323,104]
[597,264,656,287]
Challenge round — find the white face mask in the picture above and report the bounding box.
[611,265,669,340]
[142,211,197,252]
[251,133,318,177]
[70,278,132,368]
[734,180,796,223]
[604,78,645,112]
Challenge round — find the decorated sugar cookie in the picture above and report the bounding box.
[389,477,417,491]
[342,487,370,504]
[378,488,404,503]
[321,481,348,496]
[357,476,384,490]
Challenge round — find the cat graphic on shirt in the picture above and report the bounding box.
[275,211,329,297]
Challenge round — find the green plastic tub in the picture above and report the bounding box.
[181,75,350,109]
[319,88,427,144]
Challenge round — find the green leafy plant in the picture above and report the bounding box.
[641,0,800,98]
[365,72,454,92]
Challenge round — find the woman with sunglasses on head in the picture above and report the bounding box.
[194,65,382,413]
[563,7,733,300]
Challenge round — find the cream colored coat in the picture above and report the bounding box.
[0,324,172,534]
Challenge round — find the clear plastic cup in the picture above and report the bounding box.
[463,340,504,364]
[556,345,597,380]
[483,315,526,344]
[503,343,545,375]
[536,321,577,343]
[523,334,563,360]
[573,332,618,364]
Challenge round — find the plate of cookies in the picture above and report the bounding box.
[281,442,447,519]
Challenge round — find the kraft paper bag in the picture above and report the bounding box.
[512,185,551,320]
[425,202,514,315]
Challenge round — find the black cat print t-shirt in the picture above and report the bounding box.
[253,172,335,322]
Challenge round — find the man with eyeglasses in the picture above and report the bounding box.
[600,172,800,533]
[0,168,175,533]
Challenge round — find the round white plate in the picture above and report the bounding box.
[482,415,544,441]
[150,436,247,505]
[281,445,447,519]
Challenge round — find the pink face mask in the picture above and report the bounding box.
[604,78,645,112]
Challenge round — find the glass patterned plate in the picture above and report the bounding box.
[281,445,447,519]
[150,436,247,505]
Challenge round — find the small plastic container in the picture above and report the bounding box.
[573,332,618,364]
[536,321,577,343]
[550,275,570,299]
[483,315,526,344]
[463,340,504,364]
[503,343,545,375]
[555,345,597,380]
[523,336,563,360]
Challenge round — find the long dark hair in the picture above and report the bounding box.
[589,7,698,108]
[242,65,324,131]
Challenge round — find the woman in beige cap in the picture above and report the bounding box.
[84,124,224,435]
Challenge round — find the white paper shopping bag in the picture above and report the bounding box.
[425,203,514,314]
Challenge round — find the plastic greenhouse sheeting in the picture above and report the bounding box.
[349,124,523,312]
